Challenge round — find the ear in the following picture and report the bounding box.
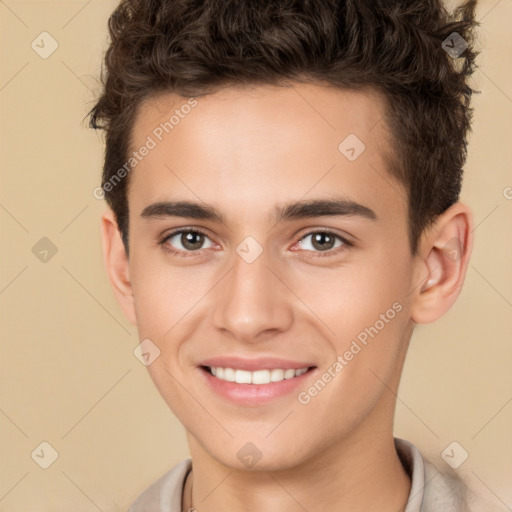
[100,209,137,326]
[410,202,474,324]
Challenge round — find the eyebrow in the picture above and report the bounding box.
[140,196,378,224]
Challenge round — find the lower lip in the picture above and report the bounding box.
[198,366,316,406]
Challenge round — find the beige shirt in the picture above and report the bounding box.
[127,438,471,512]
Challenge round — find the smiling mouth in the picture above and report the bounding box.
[201,365,316,385]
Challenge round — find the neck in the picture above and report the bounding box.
[182,427,411,512]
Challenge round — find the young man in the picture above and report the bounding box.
[90,1,483,510]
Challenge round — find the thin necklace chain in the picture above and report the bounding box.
[183,469,193,512]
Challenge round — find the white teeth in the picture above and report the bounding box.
[270,369,284,382]
[223,368,236,382]
[235,369,252,384]
[284,369,295,379]
[208,366,310,384]
[251,370,270,385]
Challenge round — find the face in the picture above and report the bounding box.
[125,83,418,470]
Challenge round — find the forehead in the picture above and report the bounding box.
[128,83,405,226]
[133,83,388,153]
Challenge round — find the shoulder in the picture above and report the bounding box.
[421,457,470,511]
[395,438,470,511]
[127,457,192,512]
[396,438,505,512]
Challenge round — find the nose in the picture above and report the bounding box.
[211,246,294,343]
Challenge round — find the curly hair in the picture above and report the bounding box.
[89,0,479,255]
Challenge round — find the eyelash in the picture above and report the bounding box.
[158,228,353,259]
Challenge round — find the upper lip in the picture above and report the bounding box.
[199,356,316,371]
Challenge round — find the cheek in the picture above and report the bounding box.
[296,251,413,380]
[295,254,410,340]
[129,251,210,339]
[288,267,411,435]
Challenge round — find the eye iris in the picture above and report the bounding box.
[182,231,204,250]
[312,232,335,251]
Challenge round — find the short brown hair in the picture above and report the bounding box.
[89,0,478,255]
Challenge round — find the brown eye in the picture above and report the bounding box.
[163,230,214,252]
[180,231,205,250]
[299,231,345,252]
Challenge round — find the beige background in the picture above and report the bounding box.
[0,0,511,510]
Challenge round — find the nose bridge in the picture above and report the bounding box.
[212,242,293,341]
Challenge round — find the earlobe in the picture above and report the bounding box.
[100,209,137,326]
[411,203,474,324]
